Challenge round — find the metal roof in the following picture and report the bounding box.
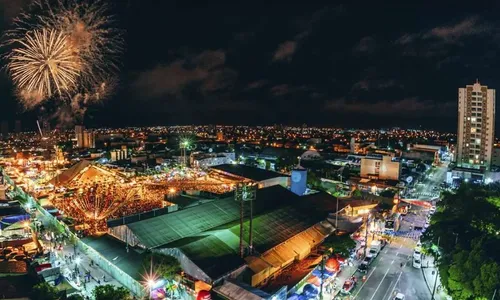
[211,164,288,181]
[127,197,240,249]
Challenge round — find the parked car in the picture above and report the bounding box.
[413,248,422,260]
[369,248,379,258]
[358,262,369,273]
[413,257,422,268]
[342,276,358,294]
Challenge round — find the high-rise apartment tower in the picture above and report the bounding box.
[456,80,495,170]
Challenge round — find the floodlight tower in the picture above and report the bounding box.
[235,182,257,257]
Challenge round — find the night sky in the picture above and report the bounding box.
[1,1,500,131]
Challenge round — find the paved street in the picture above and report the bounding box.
[351,237,430,300]
[413,163,448,201]
[349,163,450,300]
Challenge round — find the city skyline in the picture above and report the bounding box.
[1,2,500,130]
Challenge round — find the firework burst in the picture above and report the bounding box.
[3,0,123,110]
[8,28,81,108]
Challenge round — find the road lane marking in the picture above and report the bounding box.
[353,266,377,299]
[382,279,396,300]
[369,267,391,300]
[387,271,403,300]
[399,244,403,249]
[391,260,394,265]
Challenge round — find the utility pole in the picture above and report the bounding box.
[335,197,339,229]
[364,214,369,257]
[319,255,326,300]
[492,288,497,300]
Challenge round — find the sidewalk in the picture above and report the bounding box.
[421,256,449,300]
[42,235,124,299]
[330,259,360,299]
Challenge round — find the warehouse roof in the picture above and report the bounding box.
[81,235,145,281]
[211,164,288,181]
[127,185,298,249]
[128,197,240,249]
[162,197,327,279]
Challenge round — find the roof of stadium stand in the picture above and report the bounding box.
[210,164,289,181]
[126,185,298,249]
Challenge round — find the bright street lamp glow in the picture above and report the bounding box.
[147,279,155,287]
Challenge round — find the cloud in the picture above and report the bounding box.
[354,36,377,53]
[395,34,416,45]
[396,16,489,47]
[425,17,487,41]
[245,80,268,91]
[270,84,289,96]
[133,50,237,97]
[352,79,399,91]
[325,97,455,116]
[272,41,297,62]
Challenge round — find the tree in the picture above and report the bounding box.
[67,294,85,300]
[307,171,322,189]
[322,234,356,257]
[143,253,181,280]
[32,282,59,300]
[93,284,132,300]
[275,155,297,172]
[352,189,363,198]
[422,184,500,299]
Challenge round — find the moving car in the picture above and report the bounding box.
[394,293,406,300]
[429,206,436,214]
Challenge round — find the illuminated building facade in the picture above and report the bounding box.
[457,81,495,170]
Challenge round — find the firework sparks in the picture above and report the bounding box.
[3,0,123,110]
[8,28,81,108]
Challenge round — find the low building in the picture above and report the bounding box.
[190,152,235,168]
[210,164,289,188]
[360,154,401,180]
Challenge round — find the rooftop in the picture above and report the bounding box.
[211,164,288,181]
[127,185,298,249]
[81,234,146,281]
[162,192,330,279]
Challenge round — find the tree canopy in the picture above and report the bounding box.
[93,284,132,300]
[322,234,356,257]
[32,282,60,300]
[422,184,500,300]
[143,252,182,280]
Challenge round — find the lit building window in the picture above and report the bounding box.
[476,139,481,144]
[471,128,476,133]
